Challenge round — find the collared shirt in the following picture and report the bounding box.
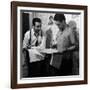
[56,26,76,51]
[23,28,42,49]
[23,28,45,63]
[50,26,76,69]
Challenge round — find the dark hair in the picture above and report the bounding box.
[32,18,41,26]
[54,14,66,22]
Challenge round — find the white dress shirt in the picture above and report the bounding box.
[23,28,46,63]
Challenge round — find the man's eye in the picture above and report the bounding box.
[36,25,41,28]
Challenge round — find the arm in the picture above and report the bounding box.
[23,31,30,49]
[66,30,78,51]
[22,31,30,62]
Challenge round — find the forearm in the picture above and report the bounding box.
[66,44,79,51]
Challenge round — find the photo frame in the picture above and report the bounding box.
[11,1,88,89]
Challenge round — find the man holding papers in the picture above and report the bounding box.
[46,14,78,76]
[23,18,46,77]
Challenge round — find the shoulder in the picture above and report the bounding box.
[24,30,31,39]
[25,30,30,36]
[25,30,30,34]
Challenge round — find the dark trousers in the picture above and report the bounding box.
[48,52,73,76]
[72,51,79,75]
[28,60,47,77]
[28,55,54,77]
[22,49,48,77]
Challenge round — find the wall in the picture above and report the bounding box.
[28,13,80,32]
[0,0,89,90]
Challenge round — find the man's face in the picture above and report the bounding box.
[55,20,65,30]
[34,22,42,33]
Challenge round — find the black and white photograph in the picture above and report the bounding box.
[11,1,87,89]
[21,11,80,78]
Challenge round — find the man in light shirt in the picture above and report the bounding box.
[49,14,78,76]
[23,18,46,77]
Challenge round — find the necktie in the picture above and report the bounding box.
[35,39,38,46]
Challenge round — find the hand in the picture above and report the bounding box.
[36,54,45,60]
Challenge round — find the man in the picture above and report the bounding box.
[23,18,46,77]
[49,14,78,76]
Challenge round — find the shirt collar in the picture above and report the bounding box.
[31,28,41,37]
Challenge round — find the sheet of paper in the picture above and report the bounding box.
[28,49,45,62]
[28,49,44,57]
[39,48,58,54]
